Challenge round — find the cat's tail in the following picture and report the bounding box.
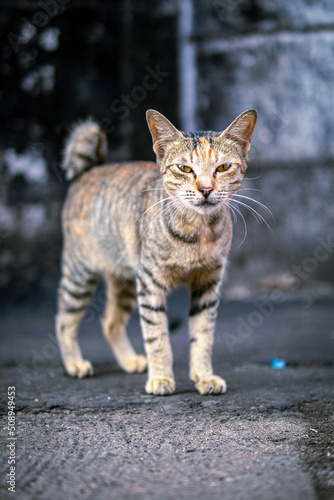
[62,120,107,181]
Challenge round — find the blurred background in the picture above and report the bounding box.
[0,0,334,301]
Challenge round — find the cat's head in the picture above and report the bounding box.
[146,109,257,215]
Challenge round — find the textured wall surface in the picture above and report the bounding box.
[0,0,333,297]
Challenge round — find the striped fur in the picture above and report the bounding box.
[56,109,257,394]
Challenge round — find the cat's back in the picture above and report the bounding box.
[62,160,160,274]
[68,160,158,195]
[64,161,159,219]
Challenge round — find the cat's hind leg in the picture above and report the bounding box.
[56,260,99,378]
[102,275,147,373]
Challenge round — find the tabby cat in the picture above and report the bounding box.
[56,108,257,395]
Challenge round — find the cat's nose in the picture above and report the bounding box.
[198,185,213,198]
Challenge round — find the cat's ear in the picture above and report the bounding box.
[220,109,257,156]
[146,110,183,159]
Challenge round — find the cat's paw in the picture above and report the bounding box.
[145,377,175,396]
[195,375,226,395]
[122,355,147,373]
[65,360,94,378]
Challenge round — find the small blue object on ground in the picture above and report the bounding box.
[271,357,286,369]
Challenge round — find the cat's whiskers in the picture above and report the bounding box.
[135,195,176,222]
[218,189,273,233]
[243,174,263,181]
[168,198,188,229]
[139,200,176,242]
[224,200,238,226]
[228,198,273,234]
[227,200,248,247]
[217,191,251,246]
[167,205,181,229]
[232,193,274,220]
[218,195,238,225]
[139,207,171,241]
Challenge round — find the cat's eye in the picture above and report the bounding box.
[178,164,192,173]
[216,163,231,173]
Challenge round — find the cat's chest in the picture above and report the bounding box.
[154,237,227,289]
[188,236,225,266]
[170,217,231,261]
[165,227,230,273]
[140,212,232,281]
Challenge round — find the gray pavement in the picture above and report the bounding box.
[0,288,333,500]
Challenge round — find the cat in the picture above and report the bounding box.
[56,108,257,395]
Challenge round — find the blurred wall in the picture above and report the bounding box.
[0,0,333,298]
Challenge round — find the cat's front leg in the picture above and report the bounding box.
[189,278,226,395]
[136,267,175,396]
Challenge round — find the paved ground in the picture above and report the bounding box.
[0,287,333,500]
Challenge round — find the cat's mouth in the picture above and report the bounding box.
[196,199,219,208]
[189,199,220,214]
